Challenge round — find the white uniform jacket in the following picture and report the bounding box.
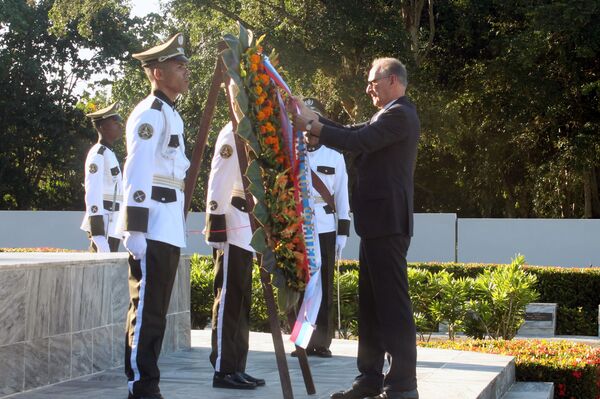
[116,91,190,248]
[307,145,351,236]
[205,123,253,252]
[80,142,123,238]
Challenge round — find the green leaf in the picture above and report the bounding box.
[245,158,261,183]
[250,227,267,254]
[236,117,261,155]
[221,49,239,74]
[235,88,249,115]
[223,33,241,54]
[239,23,251,50]
[271,269,287,291]
[253,200,270,225]
[277,284,300,311]
[248,181,265,202]
[226,70,243,90]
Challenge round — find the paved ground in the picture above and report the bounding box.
[8,330,515,399]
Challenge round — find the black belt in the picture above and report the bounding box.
[103,200,120,211]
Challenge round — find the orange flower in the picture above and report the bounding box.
[262,105,273,117]
[250,63,258,72]
[264,122,275,132]
[259,73,270,85]
[256,111,266,121]
[256,96,265,106]
[250,54,261,65]
[259,125,267,134]
[255,85,263,95]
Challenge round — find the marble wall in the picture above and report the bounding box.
[0,253,191,397]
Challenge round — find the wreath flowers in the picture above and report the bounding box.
[223,25,309,293]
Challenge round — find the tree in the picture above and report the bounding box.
[0,0,137,209]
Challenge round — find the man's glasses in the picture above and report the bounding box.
[367,75,391,87]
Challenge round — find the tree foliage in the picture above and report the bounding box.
[1,0,599,218]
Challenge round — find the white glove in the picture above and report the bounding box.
[206,240,225,251]
[124,231,147,260]
[91,235,110,253]
[336,235,347,259]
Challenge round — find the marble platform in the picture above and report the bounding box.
[3,329,546,399]
[0,253,191,397]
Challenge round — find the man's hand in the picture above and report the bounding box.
[124,231,147,260]
[336,235,348,259]
[91,235,111,253]
[206,240,225,251]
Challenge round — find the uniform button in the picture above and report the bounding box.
[161,197,166,201]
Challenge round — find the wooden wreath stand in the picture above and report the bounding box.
[183,43,315,399]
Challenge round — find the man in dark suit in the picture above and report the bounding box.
[292,57,419,399]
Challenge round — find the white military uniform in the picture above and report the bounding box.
[116,91,190,246]
[307,145,351,235]
[206,123,255,376]
[305,143,351,353]
[80,142,122,238]
[205,122,252,250]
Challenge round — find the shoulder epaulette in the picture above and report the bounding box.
[151,98,163,111]
[97,146,106,155]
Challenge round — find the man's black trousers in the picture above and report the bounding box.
[354,234,417,393]
[307,231,336,350]
[210,243,254,373]
[124,239,180,396]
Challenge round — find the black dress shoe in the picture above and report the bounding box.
[312,347,332,358]
[239,372,265,386]
[366,389,419,399]
[330,385,381,399]
[291,347,314,357]
[127,393,164,399]
[213,372,257,389]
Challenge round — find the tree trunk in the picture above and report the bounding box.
[583,167,600,218]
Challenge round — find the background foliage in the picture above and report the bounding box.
[191,255,600,337]
[1,0,600,218]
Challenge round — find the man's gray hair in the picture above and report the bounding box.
[372,57,408,86]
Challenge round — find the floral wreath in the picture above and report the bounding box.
[222,25,309,294]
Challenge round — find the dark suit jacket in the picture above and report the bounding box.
[318,96,420,239]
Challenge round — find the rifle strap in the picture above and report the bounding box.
[310,170,335,213]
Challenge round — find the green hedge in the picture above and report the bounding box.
[406,262,600,336]
[419,339,600,399]
[191,256,600,336]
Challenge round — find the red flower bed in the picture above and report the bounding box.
[419,339,600,398]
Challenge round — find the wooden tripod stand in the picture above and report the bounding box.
[184,43,316,399]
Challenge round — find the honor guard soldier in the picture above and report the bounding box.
[295,97,351,357]
[116,33,191,399]
[80,102,124,252]
[205,122,266,390]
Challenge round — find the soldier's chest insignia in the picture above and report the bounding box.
[89,163,98,174]
[219,144,233,159]
[133,190,146,203]
[138,123,154,140]
[209,200,218,211]
[91,205,98,214]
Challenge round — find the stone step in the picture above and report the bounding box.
[501,382,554,399]
[6,330,520,399]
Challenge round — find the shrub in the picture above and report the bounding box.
[408,268,439,340]
[465,255,539,340]
[428,270,472,340]
[409,262,600,336]
[419,339,600,399]
[190,255,599,338]
[190,254,215,329]
[333,268,359,338]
